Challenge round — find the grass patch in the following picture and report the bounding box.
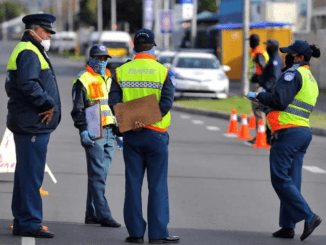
[62,50,85,61]
[175,96,326,128]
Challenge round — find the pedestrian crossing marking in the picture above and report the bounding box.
[303,166,326,174]
[180,115,190,119]
[22,237,35,245]
[206,126,220,131]
[192,120,204,125]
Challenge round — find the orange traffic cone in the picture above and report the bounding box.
[40,187,49,196]
[225,109,239,135]
[248,110,256,129]
[253,119,271,149]
[237,114,253,140]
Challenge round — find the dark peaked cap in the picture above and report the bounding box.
[23,14,56,34]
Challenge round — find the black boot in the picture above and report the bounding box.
[272,228,295,239]
[300,214,322,241]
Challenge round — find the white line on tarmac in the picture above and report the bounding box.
[180,115,191,119]
[223,133,237,138]
[192,120,204,125]
[206,126,220,131]
[22,237,35,245]
[303,166,326,174]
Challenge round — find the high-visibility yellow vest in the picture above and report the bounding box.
[7,41,49,70]
[73,66,115,126]
[267,65,319,133]
[115,53,170,132]
[250,45,269,76]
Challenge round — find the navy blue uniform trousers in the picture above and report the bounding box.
[123,129,169,240]
[270,127,314,228]
[12,133,50,233]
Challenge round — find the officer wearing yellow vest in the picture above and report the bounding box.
[248,34,269,144]
[71,44,121,228]
[246,40,322,241]
[5,14,60,238]
[109,29,179,244]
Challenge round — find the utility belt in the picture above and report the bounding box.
[103,124,115,129]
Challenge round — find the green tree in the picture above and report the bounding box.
[0,1,29,22]
[198,0,218,13]
[79,0,97,27]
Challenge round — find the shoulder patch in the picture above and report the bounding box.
[284,72,295,81]
[169,70,176,88]
[76,70,86,78]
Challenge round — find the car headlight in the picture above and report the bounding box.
[219,73,226,80]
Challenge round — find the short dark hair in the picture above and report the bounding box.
[135,37,154,52]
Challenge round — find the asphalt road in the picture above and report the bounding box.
[0,42,325,245]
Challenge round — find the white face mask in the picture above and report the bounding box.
[28,29,51,52]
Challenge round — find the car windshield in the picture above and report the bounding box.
[102,41,129,49]
[158,56,174,64]
[176,57,220,69]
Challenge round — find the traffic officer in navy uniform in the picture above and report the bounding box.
[109,29,180,244]
[258,39,283,144]
[5,13,61,238]
[247,40,322,241]
[71,44,122,228]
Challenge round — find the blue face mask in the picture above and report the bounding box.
[88,58,108,75]
[133,46,156,56]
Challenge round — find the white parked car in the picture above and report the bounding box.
[171,52,230,99]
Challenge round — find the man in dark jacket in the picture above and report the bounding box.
[5,14,61,238]
[259,39,284,144]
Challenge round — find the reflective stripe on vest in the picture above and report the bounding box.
[73,66,115,126]
[7,41,50,71]
[252,46,269,75]
[116,55,170,132]
[267,66,319,132]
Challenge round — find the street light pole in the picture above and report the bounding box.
[242,0,250,96]
[111,0,117,30]
[190,0,197,48]
[164,0,169,50]
[97,0,103,43]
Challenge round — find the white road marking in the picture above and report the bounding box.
[22,237,35,245]
[223,133,238,138]
[303,166,326,174]
[180,115,190,119]
[192,120,204,125]
[206,126,220,131]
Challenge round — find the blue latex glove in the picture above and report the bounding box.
[260,89,266,94]
[115,136,123,151]
[246,91,258,101]
[80,130,95,146]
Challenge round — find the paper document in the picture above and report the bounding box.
[85,100,103,140]
[113,94,162,133]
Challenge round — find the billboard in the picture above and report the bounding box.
[219,0,244,24]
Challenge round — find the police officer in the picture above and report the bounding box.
[248,34,269,144]
[259,39,283,144]
[109,29,180,244]
[5,13,61,238]
[71,44,121,228]
[246,40,322,241]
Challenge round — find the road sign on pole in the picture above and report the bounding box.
[159,10,174,34]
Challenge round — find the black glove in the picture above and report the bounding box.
[250,74,260,84]
[112,124,123,137]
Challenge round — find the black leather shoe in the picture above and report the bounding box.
[100,217,121,228]
[125,236,144,243]
[20,226,54,238]
[300,214,322,241]
[272,228,294,239]
[149,235,180,244]
[85,217,99,224]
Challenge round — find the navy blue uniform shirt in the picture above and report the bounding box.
[257,62,309,110]
[259,52,283,92]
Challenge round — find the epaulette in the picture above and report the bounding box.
[76,70,86,78]
[287,64,300,72]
